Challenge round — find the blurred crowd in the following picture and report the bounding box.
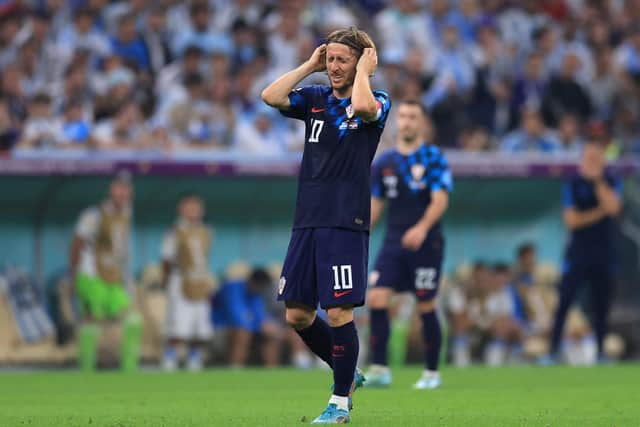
[1,0,640,156]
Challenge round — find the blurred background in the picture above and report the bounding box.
[0,0,639,370]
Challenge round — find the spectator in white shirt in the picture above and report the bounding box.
[19,93,63,149]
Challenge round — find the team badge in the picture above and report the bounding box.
[346,104,354,119]
[278,276,286,295]
[411,164,425,181]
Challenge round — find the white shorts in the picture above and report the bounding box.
[165,276,213,341]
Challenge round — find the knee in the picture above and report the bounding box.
[367,288,391,309]
[326,307,354,327]
[285,308,315,330]
[418,299,437,314]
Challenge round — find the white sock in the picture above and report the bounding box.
[423,369,439,379]
[293,351,313,369]
[370,364,390,374]
[329,395,350,412]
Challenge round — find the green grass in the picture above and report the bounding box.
[0,365,639,426]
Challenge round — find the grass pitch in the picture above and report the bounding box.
[0,365,638,426]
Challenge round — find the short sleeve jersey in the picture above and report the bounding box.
[280,85,391,231]
[562,170,623,260]
[371,144,453,242]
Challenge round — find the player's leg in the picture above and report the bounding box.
[187,300,213,371]
[279,229,332,367]
[410,240,444,389]
[285,303,330,366]
[365,286,393,386]
[313,228,368,423]
[163,277,190,370]
[588,263,614,360]
[547,260,586,362]
[365,246,403,387]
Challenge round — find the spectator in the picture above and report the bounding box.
[213,265,283,367]
[0,64,28,123]
[92,101,149,149]
[459,126,493,151]
[94,66,136,121]
[510,52,546,128]
[60,98,92,147]
[375,0,434,65]
[266,7,312,75]
[555,113,584,154]
[0,95,19,152]
[588,47,620,122]
[110,14,151,73]
[56,8,111,66]
[171,1,233,57]
[541,52,593,127]
[18,93,62,148]
[500,108,560,153]
[161,193,216,371]
[613,24,640,76]
[155,45,203,104]
[233,104,290,156]
[141,5,172,77]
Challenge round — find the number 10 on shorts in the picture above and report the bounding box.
[332,265,353,290]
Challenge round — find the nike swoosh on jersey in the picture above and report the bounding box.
[311,107,326,113]
[334,290,352,298]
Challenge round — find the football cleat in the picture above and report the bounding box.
[413,374,441,390]
[311,403,350,424]
[363,366,392,387]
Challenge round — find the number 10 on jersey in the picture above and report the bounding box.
[309,119,324,143]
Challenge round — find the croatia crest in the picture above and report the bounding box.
[346,104,354,119]
[411,164,426,181]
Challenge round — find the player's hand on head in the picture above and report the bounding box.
[401,224,428,251]
[307,44,327,72]
[356,47,378,77]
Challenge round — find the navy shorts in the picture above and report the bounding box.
[278,228,369,309]
[371,236,444,301]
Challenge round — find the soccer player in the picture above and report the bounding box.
[545,141,623,364]
[261,27,390,424]
[161,193,216,371]
[365,100,452,388]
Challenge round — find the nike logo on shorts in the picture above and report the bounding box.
[334,290,352,298]
[311,107,325,113]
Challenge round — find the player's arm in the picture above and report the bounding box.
[69,235,84,281]
[352,48,379,122]
[417,189,449,231]
[563,207,608,230]
[594,178,622,216]
[402,189,449,251]
[561,181,609,230]
[260,44,326,111]
[160,230,176,288]
[370,196,386,229]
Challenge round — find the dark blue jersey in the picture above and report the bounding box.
[280,85,391,231]
[563,170,623,261]
[371,144,453,242]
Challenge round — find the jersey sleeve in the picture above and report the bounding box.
[75,207,100,240]
[429,147,453,193]
[278,86,314,120]
[370,156,386,199]
[161,230,177,262]
[562,181,574,208]
[371,90,392,128]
